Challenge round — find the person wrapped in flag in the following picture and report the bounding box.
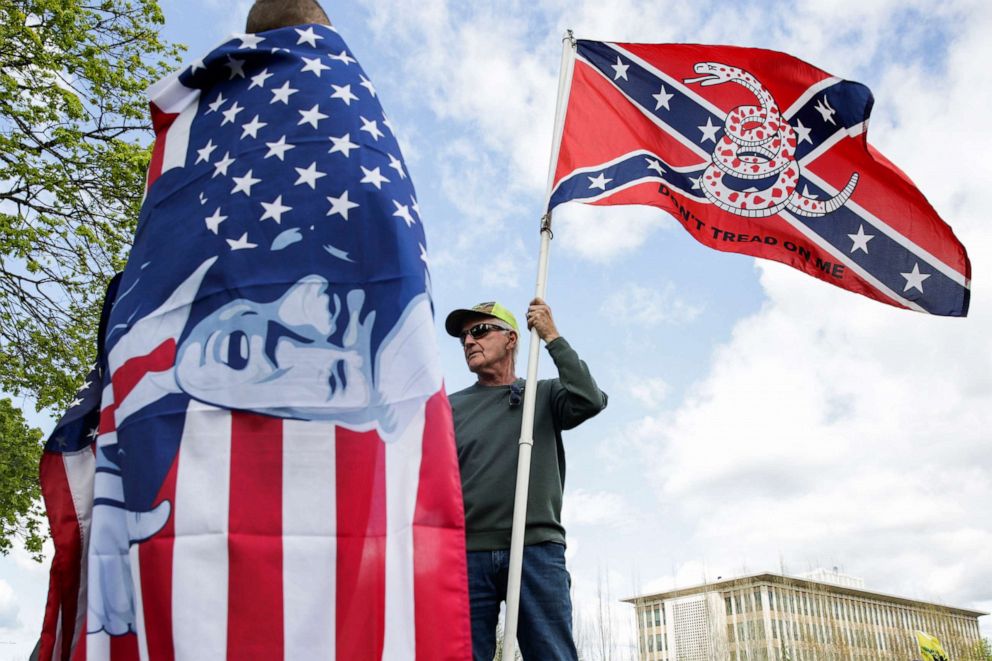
[39,2,472,659]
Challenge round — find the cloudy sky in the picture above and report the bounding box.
[2,0,990,657]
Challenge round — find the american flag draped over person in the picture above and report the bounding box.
[38,23,471,661]
[38,276,119,661]
[548,41,971,316]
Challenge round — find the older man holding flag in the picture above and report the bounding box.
[494,31,971,659]
[445,298,607,660]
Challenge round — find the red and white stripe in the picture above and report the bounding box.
[145,73,198,191]
[76,394,469,660]
[38,447,95,661]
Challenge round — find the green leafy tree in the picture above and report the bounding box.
[975,638,992,661]
[0,398,44,558]
[0,0,182,410]
[0,0,182,555]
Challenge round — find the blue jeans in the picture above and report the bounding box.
[466,541,578,661]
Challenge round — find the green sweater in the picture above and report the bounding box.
[449,337,608,551]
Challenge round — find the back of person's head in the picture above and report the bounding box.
[246,0,331,32]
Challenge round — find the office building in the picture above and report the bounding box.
[625,570,986,660]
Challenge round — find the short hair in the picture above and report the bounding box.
[484,318,518,365]
[245,0,331,32]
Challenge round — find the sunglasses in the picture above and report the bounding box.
[508,382,523,408]
[459,322,510,345]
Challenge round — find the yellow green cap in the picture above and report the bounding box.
[445,301,519,337]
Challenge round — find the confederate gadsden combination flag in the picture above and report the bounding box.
[549,41,971,316]
[38,23,471,661]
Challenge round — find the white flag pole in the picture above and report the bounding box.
[502,29,577,660]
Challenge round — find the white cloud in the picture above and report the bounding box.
[480,238,528,289]
[602,281,702,326]
[562,489,635,528]
[594,413,667,475]
[0,580,20,631]
[554,203,673,262]
[11,539,53,575]
[366,2,559,192]
[641,221,990,611]
[627,377,671,409]
[640,560,729,596]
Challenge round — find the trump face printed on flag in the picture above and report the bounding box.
[174,274,438,436]
[48,7,472,661]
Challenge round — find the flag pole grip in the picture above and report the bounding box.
[502,29,576,659]
[502,221,551,657]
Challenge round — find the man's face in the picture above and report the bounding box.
[460,316,515,374]
[175,277,373,415]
